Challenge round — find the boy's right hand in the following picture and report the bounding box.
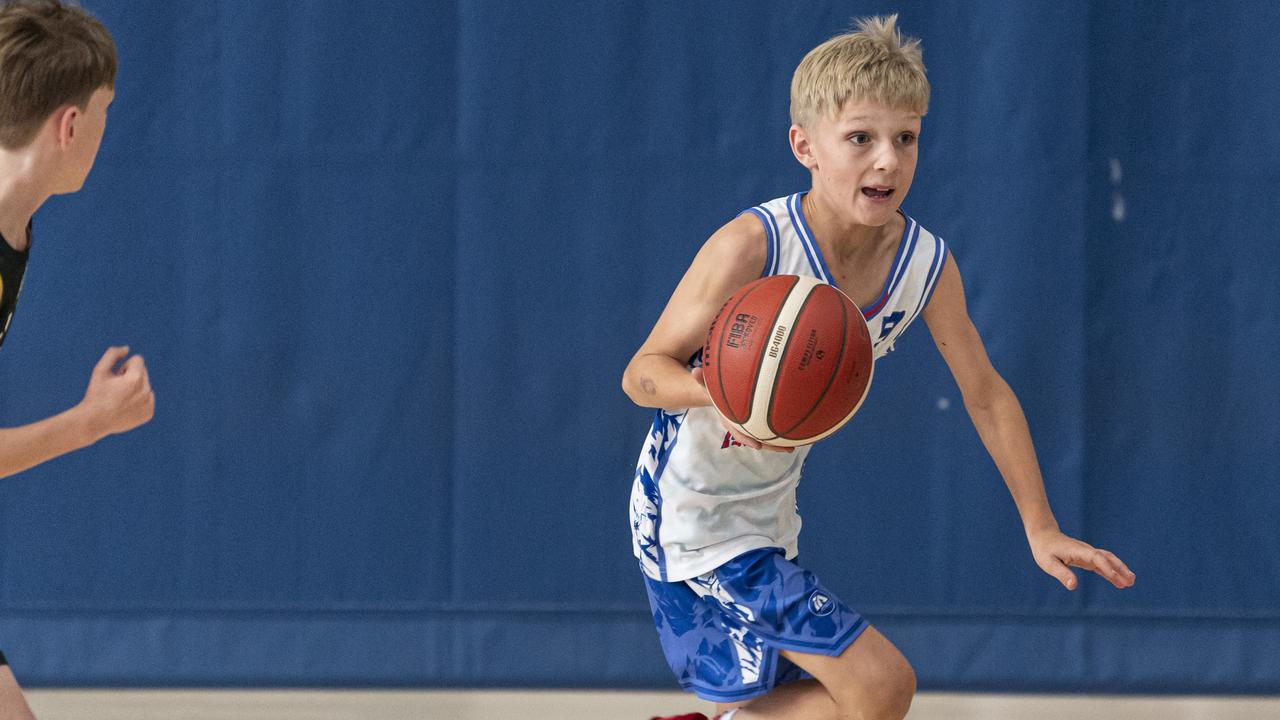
[79,346,156,440]
[691,367,794,453]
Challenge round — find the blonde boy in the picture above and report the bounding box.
[623,16,1134,720]
[1,2,155,715]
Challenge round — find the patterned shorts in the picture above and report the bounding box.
[643,547,868,702]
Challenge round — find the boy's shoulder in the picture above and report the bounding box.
[664,207,771,297]
[714,192,813,251]
[701,207,768,262]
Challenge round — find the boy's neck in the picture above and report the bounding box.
[801,190,895,260]
[0,149,48,252]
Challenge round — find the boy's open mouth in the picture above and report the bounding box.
[862,186,894,199]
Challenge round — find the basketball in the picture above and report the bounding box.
[702,275,874,447]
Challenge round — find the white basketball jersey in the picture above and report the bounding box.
[631,192,949,582]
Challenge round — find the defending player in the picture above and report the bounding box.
[622,16,1135,720]
[0,1,154,715]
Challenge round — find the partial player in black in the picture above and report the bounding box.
[0,2,155,716]
[0,221,30,347]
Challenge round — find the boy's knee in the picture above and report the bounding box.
[882,659,916,718]
[831,653,915,720]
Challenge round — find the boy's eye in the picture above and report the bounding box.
[898,132,916,144]
[849,133,870,145]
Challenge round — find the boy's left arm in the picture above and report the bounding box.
[922,259,1135,591]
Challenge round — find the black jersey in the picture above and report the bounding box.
[0,222,30,349]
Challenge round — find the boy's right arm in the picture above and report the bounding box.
[0,346,155,479]
[621,213,767,410]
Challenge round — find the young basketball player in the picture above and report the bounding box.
[1,1,154,715]
[623,16,1135,720]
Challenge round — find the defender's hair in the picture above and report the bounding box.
[0,0,116,149]
[790,14,929,127]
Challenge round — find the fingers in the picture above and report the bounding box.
[1065,546,1136,589]
[78,345,156,438]
[93,345,130,378]
[118,354,154,392]
[1044,556,1078,591]
[729,431,793,453]
[121,353,145,376]
[711,405,795,453]
[1035,534,1136,591]
[127,355,153,393]
[140,384,156,423]
[1106,550,1136,586]
[1092,549,1136,588]
[126,355,155,409]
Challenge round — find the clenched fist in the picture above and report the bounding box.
[79,345,155,440]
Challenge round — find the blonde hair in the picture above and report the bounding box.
[0,0,116,149]
[790,14,929,127]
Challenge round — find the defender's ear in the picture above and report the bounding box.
[789,124,817,171]
[52,105,80,149]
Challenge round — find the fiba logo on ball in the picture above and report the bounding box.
[726,312,758,349]
[808,590,835,616]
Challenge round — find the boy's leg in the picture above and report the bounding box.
[727,626,915,720]
[0,661,37,720]
[716,679,835,719]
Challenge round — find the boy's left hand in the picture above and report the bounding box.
[1027,529,1136,591]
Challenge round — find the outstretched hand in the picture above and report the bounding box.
[690,367,793,453]
[1028,528,1135,591]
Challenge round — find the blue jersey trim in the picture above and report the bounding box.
[748,615,869,657]
[907,236,948,328]
[787,193,835,284]
[743,207,778,278]
[864,215,921,319]
[917,238,949,319]
[785,194,820,278]
[647,409,688,582]
[882,215,920,302]
[787,195,924,322]
[763,207,782,275]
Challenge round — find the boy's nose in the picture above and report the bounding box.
[874,144,898,172]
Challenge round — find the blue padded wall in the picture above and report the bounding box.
[0,0,1276,692]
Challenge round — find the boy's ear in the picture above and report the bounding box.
[789,124,817,170]
[52,105,79,149]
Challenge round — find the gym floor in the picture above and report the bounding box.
[22,689,1280,720]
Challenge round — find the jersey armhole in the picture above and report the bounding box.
[918,238,950,316]
[739,207,778,278]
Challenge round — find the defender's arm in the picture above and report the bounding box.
[1,346,154,479]
[0,408,97,479]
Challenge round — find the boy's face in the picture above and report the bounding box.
[792,98,921,227]
[58,86,113,193]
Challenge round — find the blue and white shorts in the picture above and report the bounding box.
[643,547,868,703]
